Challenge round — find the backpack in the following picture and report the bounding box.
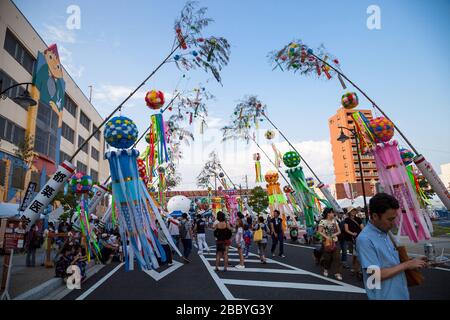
[179,221,188,239]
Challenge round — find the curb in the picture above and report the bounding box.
[14,263,105,300]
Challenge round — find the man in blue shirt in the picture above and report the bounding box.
[356,193,427,300]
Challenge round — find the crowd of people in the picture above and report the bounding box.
[20,192,428,300]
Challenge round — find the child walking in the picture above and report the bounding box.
[243,224,253,258]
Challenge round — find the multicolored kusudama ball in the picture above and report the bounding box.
[399,148,414,166]
[264,130,276,140]
[341,92,359,109]
[283,185,293,194]
[70,172,93,194]
[157,166,165,175]
[104,116,138,149]
[369,117,395,143]
[219,172,225,178]
[145,90,165,110]
[306,177,315,188]
[264,170,279,184]
[283,151,301,168]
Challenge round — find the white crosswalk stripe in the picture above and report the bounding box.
[200,246,366,300]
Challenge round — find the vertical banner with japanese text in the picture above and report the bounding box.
[20,161,75,227]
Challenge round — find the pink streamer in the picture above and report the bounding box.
[371,141,430,242]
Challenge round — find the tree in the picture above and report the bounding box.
[196,151,221,188]
[248,186,269,214]
[51,190,78,222]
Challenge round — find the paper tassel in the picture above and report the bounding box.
[337,74,347,89]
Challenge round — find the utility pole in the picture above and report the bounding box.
[245,174,248,199]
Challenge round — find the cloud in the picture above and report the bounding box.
[43,24,76,43]
[93,85,173,105]
[58,45,84,78]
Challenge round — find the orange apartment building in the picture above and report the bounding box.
[329,107,379,198]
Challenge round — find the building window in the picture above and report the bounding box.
[80,111,91,131]
[90,169,99,183]
[11,165,26,189]
[0,69,28,111]
[78,135,89,154]
[0,115,25,147]
[92,124,101,141]
[64,94,78,118]
[61,122,75,143]
[35,102,58,160]
[76,161,87,174]
[91,147,99,161]
[0,161,6,186]
[4,29,36,75]
[59,150,71,164]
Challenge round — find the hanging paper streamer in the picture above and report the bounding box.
[222,189,238,225]
[212,197,222,215]
[322,56,332,79]
[352,111,376,153]
[264,171,289,231]
[253,153,263,182]
[283,151,322,227]
[137,158,149,187]
[333,59,347,89]
[371,141,432,242]
[175,26,188,49]
[157,166,166,207]
[406,165,432,208]
[106,149,165,270]
[148,114,170,181]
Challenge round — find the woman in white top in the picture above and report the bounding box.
[234,217,245,269]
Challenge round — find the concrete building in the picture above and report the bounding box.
[328,107,379,199]
[440,163,450,191]
[0,0,108,207]
[329,107,379,184]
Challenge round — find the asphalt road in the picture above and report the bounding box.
[62,230,450,300]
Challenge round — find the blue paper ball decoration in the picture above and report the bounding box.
[104,116,138,149]
[306,177,315,188]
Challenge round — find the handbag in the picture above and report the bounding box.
[388,233,424,287]
[323,237,336,253]
[253,225,263,242]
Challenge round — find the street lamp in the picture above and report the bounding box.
[0,81,37,108]
[337,126,368,217]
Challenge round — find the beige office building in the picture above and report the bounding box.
[0,0,108,212]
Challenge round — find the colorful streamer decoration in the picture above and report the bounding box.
[157,166,167,207]
[148,114,170,181]
[283,151,321,227]
[222,189,238,225]
[371,140,432,242]
[265,171,287,206]
[253,153,263,182]
[104,116,138,149]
